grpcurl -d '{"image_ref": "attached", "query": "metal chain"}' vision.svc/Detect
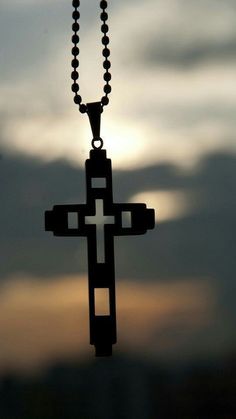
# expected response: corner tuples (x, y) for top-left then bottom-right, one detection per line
(71, 0), (112, 114)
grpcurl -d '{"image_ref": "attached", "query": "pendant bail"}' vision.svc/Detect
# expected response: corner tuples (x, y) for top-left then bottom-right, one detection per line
(87, 102), (102, 140)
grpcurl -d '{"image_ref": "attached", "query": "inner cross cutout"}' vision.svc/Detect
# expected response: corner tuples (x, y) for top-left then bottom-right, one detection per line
(85, 199), (115, 263)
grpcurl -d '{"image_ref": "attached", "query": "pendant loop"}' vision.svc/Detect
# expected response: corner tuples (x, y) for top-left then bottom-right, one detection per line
(91, 137), (104, 149)
(87, 102), (102, 140)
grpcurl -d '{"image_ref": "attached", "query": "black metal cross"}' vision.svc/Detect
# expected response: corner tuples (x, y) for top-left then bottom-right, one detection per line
(45, 105), (155, 357)
(45, 149), (155, 356)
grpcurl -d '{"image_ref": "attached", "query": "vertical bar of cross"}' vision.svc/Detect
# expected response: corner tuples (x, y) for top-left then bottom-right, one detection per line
(86, 149), (116, 356)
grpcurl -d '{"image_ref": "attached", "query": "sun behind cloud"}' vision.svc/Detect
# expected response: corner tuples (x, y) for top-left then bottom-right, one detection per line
(130, 189), (192, 223)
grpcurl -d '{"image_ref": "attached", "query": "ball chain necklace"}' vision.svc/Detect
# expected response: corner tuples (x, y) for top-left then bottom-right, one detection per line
(45, 0), (155, 357)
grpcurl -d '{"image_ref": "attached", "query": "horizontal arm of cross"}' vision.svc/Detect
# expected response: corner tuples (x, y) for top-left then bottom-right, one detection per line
(45, 204), (88, 236)
(112, 203), (155, 236)
(45, 201), (155, 237)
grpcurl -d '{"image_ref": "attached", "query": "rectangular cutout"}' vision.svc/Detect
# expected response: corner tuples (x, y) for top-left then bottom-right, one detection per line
(92, 177), (106, 188)
(121, 211), (132, 228)
(67, 212), (79, 229)
(94, 288), (110, 315)
(96, 228), (105, 263)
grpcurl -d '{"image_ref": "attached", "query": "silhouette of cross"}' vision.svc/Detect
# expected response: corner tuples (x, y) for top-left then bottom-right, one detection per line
(45, 149), (155, 356)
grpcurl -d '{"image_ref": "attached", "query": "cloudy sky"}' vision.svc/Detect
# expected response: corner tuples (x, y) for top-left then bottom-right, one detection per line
(1, 0), (236, 168)
(0, 0), (236, 372)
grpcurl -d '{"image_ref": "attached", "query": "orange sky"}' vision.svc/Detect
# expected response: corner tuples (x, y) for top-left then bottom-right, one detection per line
(0, 274), (215, 373)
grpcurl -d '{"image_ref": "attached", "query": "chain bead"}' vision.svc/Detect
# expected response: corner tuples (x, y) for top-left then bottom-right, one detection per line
(79, 104), (87, 113)
(74, 95), (82, 104)
(72, 34), (79, 44)
(71, 58), (79, 68)
(104, 84), (111, 94)
(102, 35), (109, 46)
(72, 46), (79, 56)
(100, 1), (108, 9)
(71, 70), (79, 80)
(101, 23), (108, 33)
(104, 72), (111, 82)
(101, 96), (109, 105)
(72, 0), (80, 7)
(72, 22), (80, 32)
(72, 83), (79, 93)
(100, 12), (108, 21)
(72, 0), (111, 113)
(72, 10), (80, 20)
(103, 60), (111, 69)
(102, 47), (110, 58)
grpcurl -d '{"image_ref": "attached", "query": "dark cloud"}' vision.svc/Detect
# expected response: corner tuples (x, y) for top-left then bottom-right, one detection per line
(142, 36), (236, 68)
(135, 0), (236, 69)
(0, 149), (235, 286)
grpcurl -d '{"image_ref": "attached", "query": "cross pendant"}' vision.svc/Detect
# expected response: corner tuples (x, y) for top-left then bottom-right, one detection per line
(45, 149), (155, 357)
(45, 149), (155, 356)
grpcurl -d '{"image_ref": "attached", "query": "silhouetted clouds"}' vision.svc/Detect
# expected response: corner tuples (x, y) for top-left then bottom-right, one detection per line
(144, 37), (236, 68)
(139, 1), (236, 68)
(0, 150), (235, 284)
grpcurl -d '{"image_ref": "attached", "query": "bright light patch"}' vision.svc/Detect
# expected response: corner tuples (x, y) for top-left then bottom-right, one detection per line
(130, 190), (191, 223)
(102, 118), (149, 170)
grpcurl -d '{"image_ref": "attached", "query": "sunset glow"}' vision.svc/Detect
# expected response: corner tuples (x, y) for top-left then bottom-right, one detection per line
(0, 275), (215, 372)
